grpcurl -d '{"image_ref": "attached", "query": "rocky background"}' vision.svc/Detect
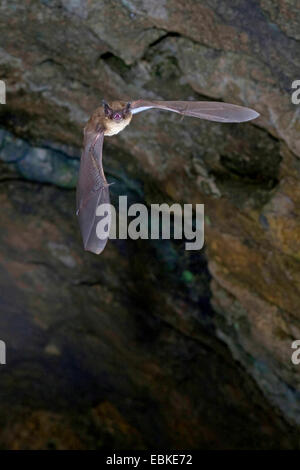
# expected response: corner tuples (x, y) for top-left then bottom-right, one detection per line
(0, 0), (299, 449)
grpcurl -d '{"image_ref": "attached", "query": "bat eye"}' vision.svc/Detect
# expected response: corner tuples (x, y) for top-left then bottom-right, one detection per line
(113, 112), (122, 120)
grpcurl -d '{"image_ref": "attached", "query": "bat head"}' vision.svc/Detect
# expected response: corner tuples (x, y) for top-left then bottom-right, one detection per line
(102, 100), (131, 121)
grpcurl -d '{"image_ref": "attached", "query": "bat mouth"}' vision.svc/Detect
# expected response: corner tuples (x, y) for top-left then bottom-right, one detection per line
(113, 112), (122, 121)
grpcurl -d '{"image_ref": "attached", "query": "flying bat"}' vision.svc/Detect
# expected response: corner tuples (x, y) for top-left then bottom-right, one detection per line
(76, 99), (260, 254)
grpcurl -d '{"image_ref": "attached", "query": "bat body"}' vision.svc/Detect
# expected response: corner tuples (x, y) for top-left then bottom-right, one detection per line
(76, 99), (259, 254)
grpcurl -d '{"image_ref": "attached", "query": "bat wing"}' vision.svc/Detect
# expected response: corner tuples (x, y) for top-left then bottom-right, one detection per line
(76, 129), (111, 254)
(130, 99), (259, 122)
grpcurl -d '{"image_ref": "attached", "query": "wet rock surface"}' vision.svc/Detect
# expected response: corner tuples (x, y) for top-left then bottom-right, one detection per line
(0, 0), (300, 449)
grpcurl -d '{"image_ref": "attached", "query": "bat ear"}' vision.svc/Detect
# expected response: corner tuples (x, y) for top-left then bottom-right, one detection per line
(125, 102), (131, 112)
(102, 100), (113, 118)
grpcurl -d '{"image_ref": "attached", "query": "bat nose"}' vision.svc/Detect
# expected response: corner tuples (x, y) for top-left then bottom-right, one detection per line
(114, 113), (122, 120)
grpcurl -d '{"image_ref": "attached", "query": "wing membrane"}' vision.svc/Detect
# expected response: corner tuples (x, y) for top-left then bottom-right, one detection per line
(76, 130), (111, 254)
(131, 100), (259, 122)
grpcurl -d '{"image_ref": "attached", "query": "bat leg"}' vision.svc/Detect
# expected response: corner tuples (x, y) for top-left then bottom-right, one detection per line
(76, 181), (113, 216)
(179, 104), (188, 122)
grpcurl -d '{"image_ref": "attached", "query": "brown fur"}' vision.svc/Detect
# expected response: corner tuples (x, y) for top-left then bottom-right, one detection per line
(84, 100), (132, 137)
